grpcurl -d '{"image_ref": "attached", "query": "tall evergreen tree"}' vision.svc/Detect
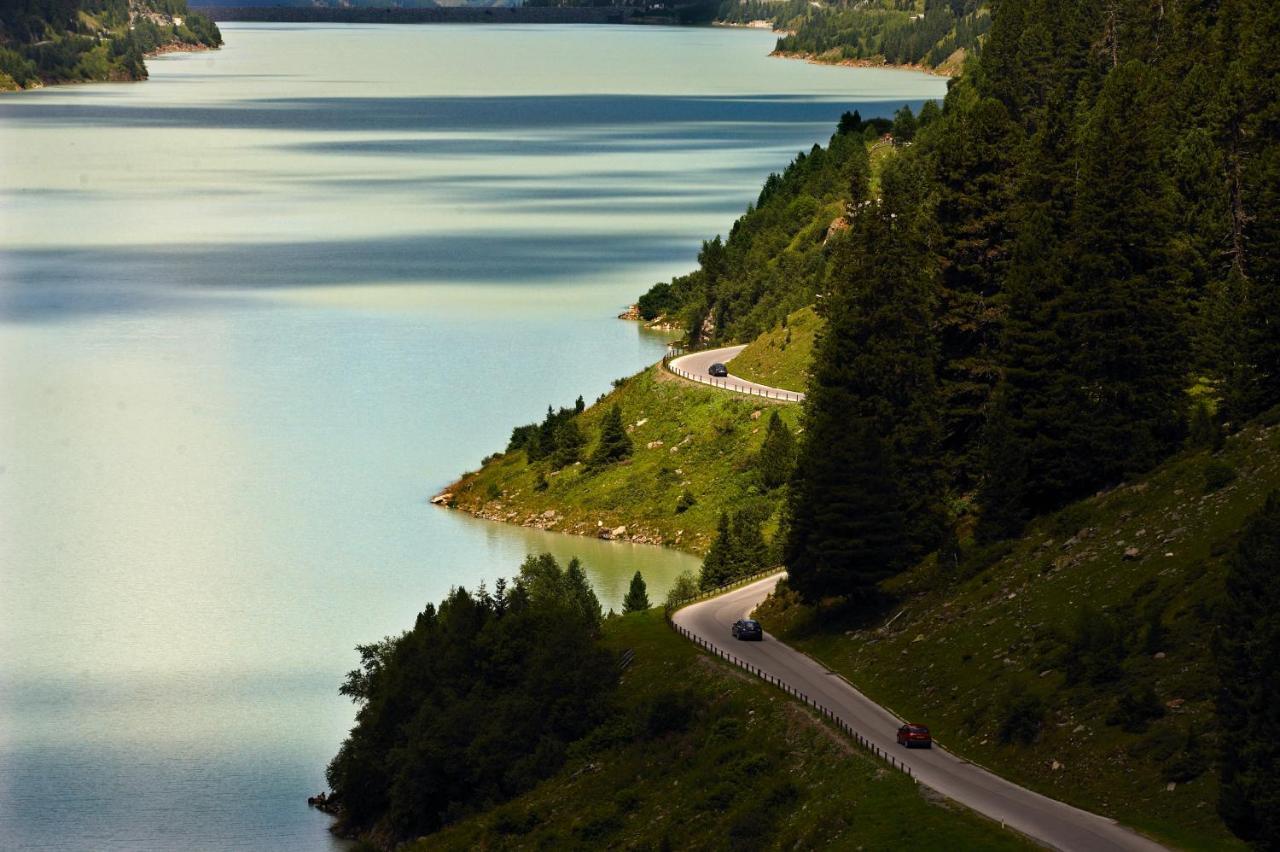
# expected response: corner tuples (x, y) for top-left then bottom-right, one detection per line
(1216, 0), (1280, 423)
(731, 511), (767, 573)
(756, 410), (796, 490)
(588, 404), (632, 470)
(981, 60), (1187, 531)
(924, 82), (1020, 486)
(700, 511), (739, 590)
(784, 416), (906, 603)
(550, 418), (585, 470)
(816, 155), (945, 555)
(1058, 59), (1187, 475)
(622, 570), (650, 613)
(1214, 491), (1280, 846)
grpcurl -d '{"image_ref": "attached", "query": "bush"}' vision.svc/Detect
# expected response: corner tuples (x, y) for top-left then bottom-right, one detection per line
(997, 684), (1046, 745)
(1162, 727), (1208, 783)
(1203, 459), (1237, 493)
(664, 570), (699, 611)
(1062, 606), (1126, 686)
(1106, 685), (1165, 733)
(675, 488), (696, 513)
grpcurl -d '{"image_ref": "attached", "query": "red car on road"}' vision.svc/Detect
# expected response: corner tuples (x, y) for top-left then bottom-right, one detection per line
(896, 723), (932, 749)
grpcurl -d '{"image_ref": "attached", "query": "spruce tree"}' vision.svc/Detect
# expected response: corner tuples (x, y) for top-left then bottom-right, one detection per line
(925, 83), (1019, 488)
(588, 404), (632, 470)
(622, 571), (650, 614)
(813, 155), (945, 558)
(732, 511), (767, 573)
(784, 416), (906, 603)
(756, 410), (796, 490)
(550, 418), (585, 469)
(1214, 490), (1280, 845)
(700, 512), (738, 590)
(982, 61), (1187, 530)
(1059, 59), (1187, 481)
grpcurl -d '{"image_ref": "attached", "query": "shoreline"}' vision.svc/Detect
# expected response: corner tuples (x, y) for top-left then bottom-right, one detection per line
(2, 40), (220, 94)
(769, 49), (955, 78)
(145, 42), (220, 59)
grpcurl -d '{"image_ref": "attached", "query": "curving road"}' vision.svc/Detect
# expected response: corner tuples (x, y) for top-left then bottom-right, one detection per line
(667, 345), (805, 402)
(674, 574), (1167, 852)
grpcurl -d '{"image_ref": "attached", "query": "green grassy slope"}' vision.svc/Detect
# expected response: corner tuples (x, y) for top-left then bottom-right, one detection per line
(417, 609), (1035, 852)
(758, 413), (1280, 849)
(729, 306), (820, 393)
(445, 365), (800, 555)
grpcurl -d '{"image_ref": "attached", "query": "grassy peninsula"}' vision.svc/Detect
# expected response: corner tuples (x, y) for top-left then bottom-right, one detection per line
(443, 364), (799, 555)
(0, 0), (221, 91)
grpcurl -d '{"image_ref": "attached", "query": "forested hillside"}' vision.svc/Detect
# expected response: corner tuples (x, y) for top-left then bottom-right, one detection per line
(719, 0), (989, 72)
(0, 0), (221, 90)
(631, 2), (1280, 842)
(636, 108), (915, 342)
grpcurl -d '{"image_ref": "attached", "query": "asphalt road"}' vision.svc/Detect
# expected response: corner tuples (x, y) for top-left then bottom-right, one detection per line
(673, 574), (1168, 852)
(667, 345), (805, 402)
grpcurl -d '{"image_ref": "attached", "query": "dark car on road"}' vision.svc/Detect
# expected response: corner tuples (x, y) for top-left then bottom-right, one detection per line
(731, 619), (763, 641)
(708, 362), (729, 377)
(896, 723), (932, 748)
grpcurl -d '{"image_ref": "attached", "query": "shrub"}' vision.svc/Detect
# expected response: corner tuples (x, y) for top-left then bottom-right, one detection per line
(1106, 685), (1165, 733)
(997, 684), (1046, 745)
(1203, 459), (1237, 493)
(675, 488), (696, 513)
(664, 570), (699, 611)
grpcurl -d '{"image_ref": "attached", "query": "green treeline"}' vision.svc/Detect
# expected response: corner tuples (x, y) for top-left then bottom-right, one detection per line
(0, 0), (221, 90)
(718, 0), (990, 70)
(327, 554), (617, 841)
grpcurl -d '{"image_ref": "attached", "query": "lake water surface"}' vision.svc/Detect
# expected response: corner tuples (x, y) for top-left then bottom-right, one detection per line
(0, 23), (944, 849)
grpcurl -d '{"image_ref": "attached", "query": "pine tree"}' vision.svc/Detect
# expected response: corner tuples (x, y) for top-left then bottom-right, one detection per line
(1058, 59), (1187, 480)
(622, 571), (650, 613)
(925, 83), (1020, 488)
(813, 155), (945, 557)
(699, 512), (738, 590)
(784, 416), (906, 603)
(1214, 490), (1280, 845)
(588, 404), (632, 470)
(732, 511), (767, 573)
(756, 410), (796, 490)
(550, 418), (585, 469)
(981, 60), (1187, 531)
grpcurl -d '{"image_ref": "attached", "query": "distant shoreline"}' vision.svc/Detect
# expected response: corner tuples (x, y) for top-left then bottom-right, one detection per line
(198, 6), (654, 24)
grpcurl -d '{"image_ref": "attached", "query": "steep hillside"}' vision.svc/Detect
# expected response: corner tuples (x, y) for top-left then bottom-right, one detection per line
(728, 306), (820, 393)
(758, 411), (1280, 849)
(417, 609), (1034, 852)
(635, 114), (896, 344)
(0, 0), (221, 91)
(442, 364), (799, 556)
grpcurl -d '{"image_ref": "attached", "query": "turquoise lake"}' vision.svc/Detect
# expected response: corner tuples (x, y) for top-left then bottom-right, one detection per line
(0, 23), (944, 849)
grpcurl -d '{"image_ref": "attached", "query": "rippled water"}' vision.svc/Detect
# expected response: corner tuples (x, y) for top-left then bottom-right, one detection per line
(0, 23), (944, 850)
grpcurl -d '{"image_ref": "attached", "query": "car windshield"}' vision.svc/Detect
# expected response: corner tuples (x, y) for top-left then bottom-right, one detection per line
(743, 621), (759, 629)
(909, 726), (929, 733)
